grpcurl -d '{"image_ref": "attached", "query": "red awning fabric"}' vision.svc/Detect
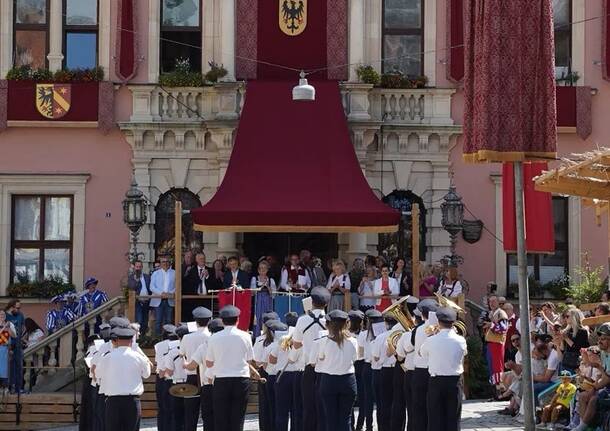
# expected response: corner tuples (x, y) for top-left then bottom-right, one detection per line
(191, 81), (399, 233)
(502, 162), (555, 253)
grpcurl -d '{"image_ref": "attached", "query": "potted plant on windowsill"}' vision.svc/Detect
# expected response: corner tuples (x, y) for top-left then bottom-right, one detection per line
(7, 273), (75, 299)
(5, 65), (104, 83)
(380, 69), (428, 89)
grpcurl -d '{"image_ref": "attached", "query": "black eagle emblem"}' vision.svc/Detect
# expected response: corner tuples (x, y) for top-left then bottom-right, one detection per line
(37, 86), (54, 117)
(282, 0), (305, 34)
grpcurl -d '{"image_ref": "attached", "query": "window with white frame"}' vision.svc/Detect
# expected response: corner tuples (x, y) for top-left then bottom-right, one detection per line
(160, 0), (202, 73)
(13, 0), (49, 68)
(11, 195), (73, 283)
(382, 0), (423, 76)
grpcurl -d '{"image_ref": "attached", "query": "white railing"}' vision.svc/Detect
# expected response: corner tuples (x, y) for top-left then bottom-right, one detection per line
(129, 82), (245, 123)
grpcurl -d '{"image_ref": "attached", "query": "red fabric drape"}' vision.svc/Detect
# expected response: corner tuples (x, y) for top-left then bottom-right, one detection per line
(446, 0), (464, 83)
(217, 290), (252, 331)
(463, 0), (557, 162)
(115, 0), (138, 82)
(502, 162), (555, 253)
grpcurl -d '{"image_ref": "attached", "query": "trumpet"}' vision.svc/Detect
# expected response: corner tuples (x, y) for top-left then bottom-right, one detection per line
(280, 335), (293, 351)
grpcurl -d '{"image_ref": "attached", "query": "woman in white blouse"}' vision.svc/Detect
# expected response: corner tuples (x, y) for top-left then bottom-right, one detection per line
(317, 309), (358, 431)
(326, 261), (351, 312)
(373, 264), (400, 311)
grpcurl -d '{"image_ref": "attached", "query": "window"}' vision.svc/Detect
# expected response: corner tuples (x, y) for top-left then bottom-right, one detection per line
(63, 0), (98, 69)
(13, 0), (49, 68)
(553, 0), (571, 77)
(154, 189), (202, 259)
(11, 195), (73, 283)
(382, 0), (423, 76)
(507, 197), (569, 286)
(160, 0), (202, 73)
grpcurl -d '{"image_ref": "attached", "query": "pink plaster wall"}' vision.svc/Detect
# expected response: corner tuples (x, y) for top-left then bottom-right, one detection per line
(441, 0), (610, 301)
(0, 127), (133, 302)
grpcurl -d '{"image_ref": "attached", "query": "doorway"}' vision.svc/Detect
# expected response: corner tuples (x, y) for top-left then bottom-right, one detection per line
(242, 233), (338, 266)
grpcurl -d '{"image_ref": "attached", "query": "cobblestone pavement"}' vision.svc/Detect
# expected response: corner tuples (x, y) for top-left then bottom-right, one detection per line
(49, 400), (531, 430)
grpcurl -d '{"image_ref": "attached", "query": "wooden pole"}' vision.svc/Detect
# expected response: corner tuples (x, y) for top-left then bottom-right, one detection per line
(127, 289), (135, 322)
(174, 200), (182, 325)
(412, 203), (420, 297)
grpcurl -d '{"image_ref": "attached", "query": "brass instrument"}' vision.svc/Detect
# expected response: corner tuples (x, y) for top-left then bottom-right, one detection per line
(382, 296), (417, 351)
(433, 292), (468, 337)
(169, 383), (199, 398)
(280, 335), (293, 351)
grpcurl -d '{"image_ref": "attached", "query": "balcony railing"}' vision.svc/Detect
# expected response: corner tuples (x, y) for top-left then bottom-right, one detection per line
(127, 81), (456, 127)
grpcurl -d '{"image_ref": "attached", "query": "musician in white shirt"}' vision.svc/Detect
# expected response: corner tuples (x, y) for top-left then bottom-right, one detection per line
(154, 324), (175, 431)
(317, 309), (358, 431)
(179, 307), (212, 431)
(371, 315), (398, 431)
(419, 307), (467, 431)
(97, 326), (151, 431)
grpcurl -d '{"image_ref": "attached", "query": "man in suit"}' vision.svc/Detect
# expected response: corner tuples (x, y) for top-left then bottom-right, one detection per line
(150, 256), (176, 335)
(127, 260), (152, 336)
(183, 252), (213, 320)
(223, 256), (250, 289)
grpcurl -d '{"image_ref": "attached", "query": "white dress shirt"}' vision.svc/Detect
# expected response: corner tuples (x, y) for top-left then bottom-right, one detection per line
(414, 320), (432, 369)
(289, 309), (326, 367)
(91, 341), (112, 389)
(371, 331), (395, 369)
(180, 327), (210, 376)
(326, 273), (351, 294)
(165, 344), (187, 383)
(440, 280), (463, 298)
(196, 266), (209, 294)
(396, 330), (415, 371)
(191, 341), (211, 386)
(264, 342), (277, 375)
(317, 336), (357, 375)
(280, 266), (312, 291)
(150, 268), (176, 307)
(373, 278), (400, 306)
(250, 276), (277, 293)
(154, 339), (170, 374)
(253, 335), (266, 364)
(206, 326), (254, 378)
(420, 328), (467, 376)
(271, 335), (301, 373)
(138, 274), (148, 297)
(97, 346), (151, 396)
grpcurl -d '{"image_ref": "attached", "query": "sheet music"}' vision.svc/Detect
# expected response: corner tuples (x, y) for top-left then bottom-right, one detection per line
(372, 322), (388, 337)
(187, 321), (198, 333)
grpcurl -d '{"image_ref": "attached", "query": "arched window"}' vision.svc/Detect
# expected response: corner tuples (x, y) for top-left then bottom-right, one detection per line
(378, 189), (426, 263)
(154, 188), (203, 259)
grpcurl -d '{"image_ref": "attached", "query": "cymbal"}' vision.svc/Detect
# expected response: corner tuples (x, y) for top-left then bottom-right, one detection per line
(169, 383), (199, 398)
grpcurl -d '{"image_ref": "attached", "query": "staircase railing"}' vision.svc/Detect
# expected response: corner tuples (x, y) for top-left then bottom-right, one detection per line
(23, 296), (127, 384)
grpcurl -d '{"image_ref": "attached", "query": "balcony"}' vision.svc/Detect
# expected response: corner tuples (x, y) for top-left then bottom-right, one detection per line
(125, 82), (457, 128)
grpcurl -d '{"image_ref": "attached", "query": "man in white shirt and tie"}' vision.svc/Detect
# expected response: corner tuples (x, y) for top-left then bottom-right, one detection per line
(180, 306), (212, 431)
(98, 326), (151, 431)
(205, 305), (256, 431)
(420, 307), (467, 431)
(150, 256), (176, 335)
(184, 252), (212, 320)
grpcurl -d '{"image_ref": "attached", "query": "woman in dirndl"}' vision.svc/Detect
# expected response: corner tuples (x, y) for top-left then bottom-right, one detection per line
(0, 310), (16, 390)
(251, 260), (277, 337)
(485, 308), (509, 388)
(327, 260), (351, 312)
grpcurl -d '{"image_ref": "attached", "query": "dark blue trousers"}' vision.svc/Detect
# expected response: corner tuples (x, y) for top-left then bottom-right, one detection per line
(319, 373), (357, 431)
(390, 363), (405, 431)
(315, 371), (326, 431)
(361, 362), (375, 431)
(403, 370), (414, 431)
(265, 374), (277, 431)
(275, 370), (303, 431)
(184, 375), (202, 431)
(302, 365), (318, 431)
(200, 384), (214, 431)
(411, 368), (430, 431)
(259, 369), (271, 431)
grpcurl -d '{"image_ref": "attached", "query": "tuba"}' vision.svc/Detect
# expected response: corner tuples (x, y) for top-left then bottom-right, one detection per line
(433, 292), (468, 337)
(382, 296), (417, 351)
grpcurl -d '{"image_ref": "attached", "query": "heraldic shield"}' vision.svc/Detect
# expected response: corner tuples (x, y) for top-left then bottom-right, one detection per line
(279, 0), (307, 36)
(36, 84), (71, 119)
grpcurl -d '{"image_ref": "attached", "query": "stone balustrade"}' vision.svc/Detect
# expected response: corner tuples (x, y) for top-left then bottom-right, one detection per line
(128, 82), (455, 127)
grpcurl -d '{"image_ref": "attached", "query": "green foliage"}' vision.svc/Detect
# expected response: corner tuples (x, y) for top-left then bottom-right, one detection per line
(556, 71), (580, 86)
(528, 275), (543, 298)
(565, 264), (606, 305)
(5, 65), (104, 82)
(159, 58), (204, 87)
(356, 65), (381, 86)
(204, 61), (228, 83)
(8, 274), (75, 298)
(465, 336), (492, 399)
(380, 69), (428, 89)
(543, 274), (570, 299)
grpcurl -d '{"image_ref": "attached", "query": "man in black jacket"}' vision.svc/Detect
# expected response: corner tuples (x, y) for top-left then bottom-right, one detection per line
(223, 256), (251, 289)
(183, 252), (213, 320)
(127, 260), (152, 336)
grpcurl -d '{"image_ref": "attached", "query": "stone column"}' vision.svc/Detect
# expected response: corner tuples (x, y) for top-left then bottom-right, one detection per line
(220, 0), (235, 80)
(217, 232), (238, 257)
(0, 0), (13, 77)
(346, 233), (369, 262)
(348, 0), (365, 82)
(490, 173), (506, 295)
(429, 161), (451, 263)
(47, 0), (64, 71)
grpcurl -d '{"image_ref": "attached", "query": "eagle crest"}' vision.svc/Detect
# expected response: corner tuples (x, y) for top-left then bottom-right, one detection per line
(279, 0), (307, 36)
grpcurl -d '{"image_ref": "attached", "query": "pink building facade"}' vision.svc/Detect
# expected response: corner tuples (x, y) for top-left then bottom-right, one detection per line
(0, 0), (607, 323)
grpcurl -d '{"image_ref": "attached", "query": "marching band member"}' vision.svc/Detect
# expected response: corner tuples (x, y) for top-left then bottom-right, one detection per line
(154, 324), (176, 431)
(419, 307), (467, 431)
(45, 294), (76, 334)
(165, 325), (190, 431)
(271, 312), (302, 431)
(254, 312), (280, 431)
(264, 319), (288, 431)
(410, 298), (439, 431)
(357, 308), (383, 431)
(97, 325), (151, 431)
(372, 315), (398, 431)
(77, 277), (109, 333)
(79, 334), (100, 431)
(180, 307), (212, 431)
(317, 309), (358, 431)
(326, 260), (351, 312)
(205, 305), (256, 431)
(373, 265), (399, 311)
(251, 260), (278, 337)
(280, 254), (311, 292)
(289, 286), (330, 431)
(348, 310), (365, 431)
(184, 318), (224, 431)
(395, 308), (422, 431)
